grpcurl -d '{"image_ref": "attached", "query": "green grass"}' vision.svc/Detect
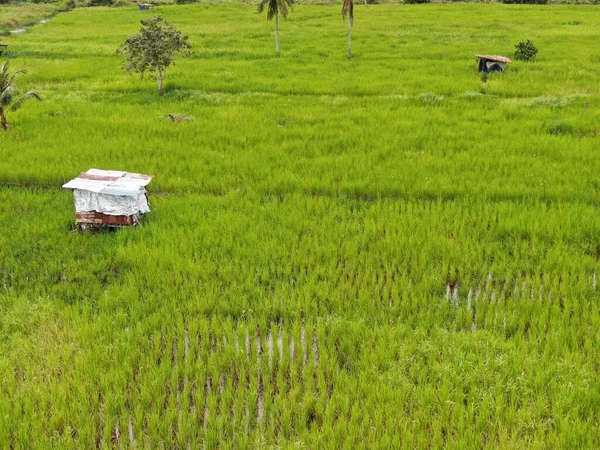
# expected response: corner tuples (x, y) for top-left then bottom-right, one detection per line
(0, 3), (61, 35)
(1, 4), (600, 448)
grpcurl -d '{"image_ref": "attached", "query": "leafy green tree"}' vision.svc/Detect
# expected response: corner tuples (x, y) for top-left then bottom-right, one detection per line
(342, 0), (354, 59)
(117, 16), (191, 94)
(0, 62), (41, 131)
(258, 0), (293, 55)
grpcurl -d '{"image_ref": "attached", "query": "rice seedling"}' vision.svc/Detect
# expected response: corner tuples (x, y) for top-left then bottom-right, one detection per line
(1, 3), (599, 448)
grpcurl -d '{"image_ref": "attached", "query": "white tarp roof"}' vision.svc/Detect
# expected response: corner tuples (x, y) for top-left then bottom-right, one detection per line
(62, 169), (153, 197)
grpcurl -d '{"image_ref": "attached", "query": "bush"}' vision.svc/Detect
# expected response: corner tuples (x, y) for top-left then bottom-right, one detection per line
(514, 39), (538, 62)
(502, 0), (548, 4)
(404, 0), (430, 3)
(176, 0), (197, 4)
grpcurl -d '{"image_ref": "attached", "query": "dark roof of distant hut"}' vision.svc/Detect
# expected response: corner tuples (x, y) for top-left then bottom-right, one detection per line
(474, 54), (512, 64)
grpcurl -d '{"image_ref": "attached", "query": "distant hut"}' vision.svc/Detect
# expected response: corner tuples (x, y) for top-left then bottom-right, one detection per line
(475, 54), (511, 73)
(63, 169), (153, 229)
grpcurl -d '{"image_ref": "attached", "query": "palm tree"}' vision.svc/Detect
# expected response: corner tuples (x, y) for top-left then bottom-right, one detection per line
(0, 62), (41, 130)
(258, 0), (293, 55)
(342, 0), (354, 59)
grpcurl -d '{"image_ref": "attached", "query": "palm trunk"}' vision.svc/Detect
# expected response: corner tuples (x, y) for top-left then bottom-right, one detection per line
(0, 106), (8, 131)
(348, 15), (353, 59)
(275, 11), (280, 55)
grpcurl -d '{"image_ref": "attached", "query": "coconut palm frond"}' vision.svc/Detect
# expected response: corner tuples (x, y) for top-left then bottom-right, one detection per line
(258, 0), (292, 20)
(284, 0), (294, 18)
(0, 86), (13, 107)
(2, 61), (27, 83)
(342, 0), (354, 20)
(278, 0), (288, 19)
(0, 62), (39, 129)
(10, 91), (42, 112)
(0, 61), (9, 77)
(268, 0), (279, 21)
(0, 63), (25, 87)
(266, 5), (275, 20)
(258, 0), (277, 19)
(9, 69), (27, 83)
(278, 0), (294, 19)
(0, 62), (11, 91)
(257, 0), (267, 14)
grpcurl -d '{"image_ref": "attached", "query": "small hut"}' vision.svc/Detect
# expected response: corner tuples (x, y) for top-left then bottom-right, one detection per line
(475, 54), (511, 73)
(63, 169), (153, 229)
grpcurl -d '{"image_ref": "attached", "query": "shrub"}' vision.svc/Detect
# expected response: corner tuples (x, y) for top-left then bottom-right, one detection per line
(514, 40), (538, 62)
(88, 0), (114, 5)
(502, 0), (548, 3)
(404, 0), (430, 3)
(176, 0), (198, 4)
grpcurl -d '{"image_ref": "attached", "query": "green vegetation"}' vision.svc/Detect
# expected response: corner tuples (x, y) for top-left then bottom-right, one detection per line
(0, 2), (60, 35)
(1, 3), (600, 448)
(0, 61), (41, 129)
(514, 39), (539, 61)
(117, 15), (191, 93)
(258, 0), (294, 55)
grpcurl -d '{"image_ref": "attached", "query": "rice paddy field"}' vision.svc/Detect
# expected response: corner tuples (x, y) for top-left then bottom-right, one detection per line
(1, 3), (600, 448)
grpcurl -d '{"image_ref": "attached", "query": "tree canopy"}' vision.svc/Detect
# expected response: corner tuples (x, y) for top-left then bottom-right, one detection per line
(117, 16), (191, 94)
